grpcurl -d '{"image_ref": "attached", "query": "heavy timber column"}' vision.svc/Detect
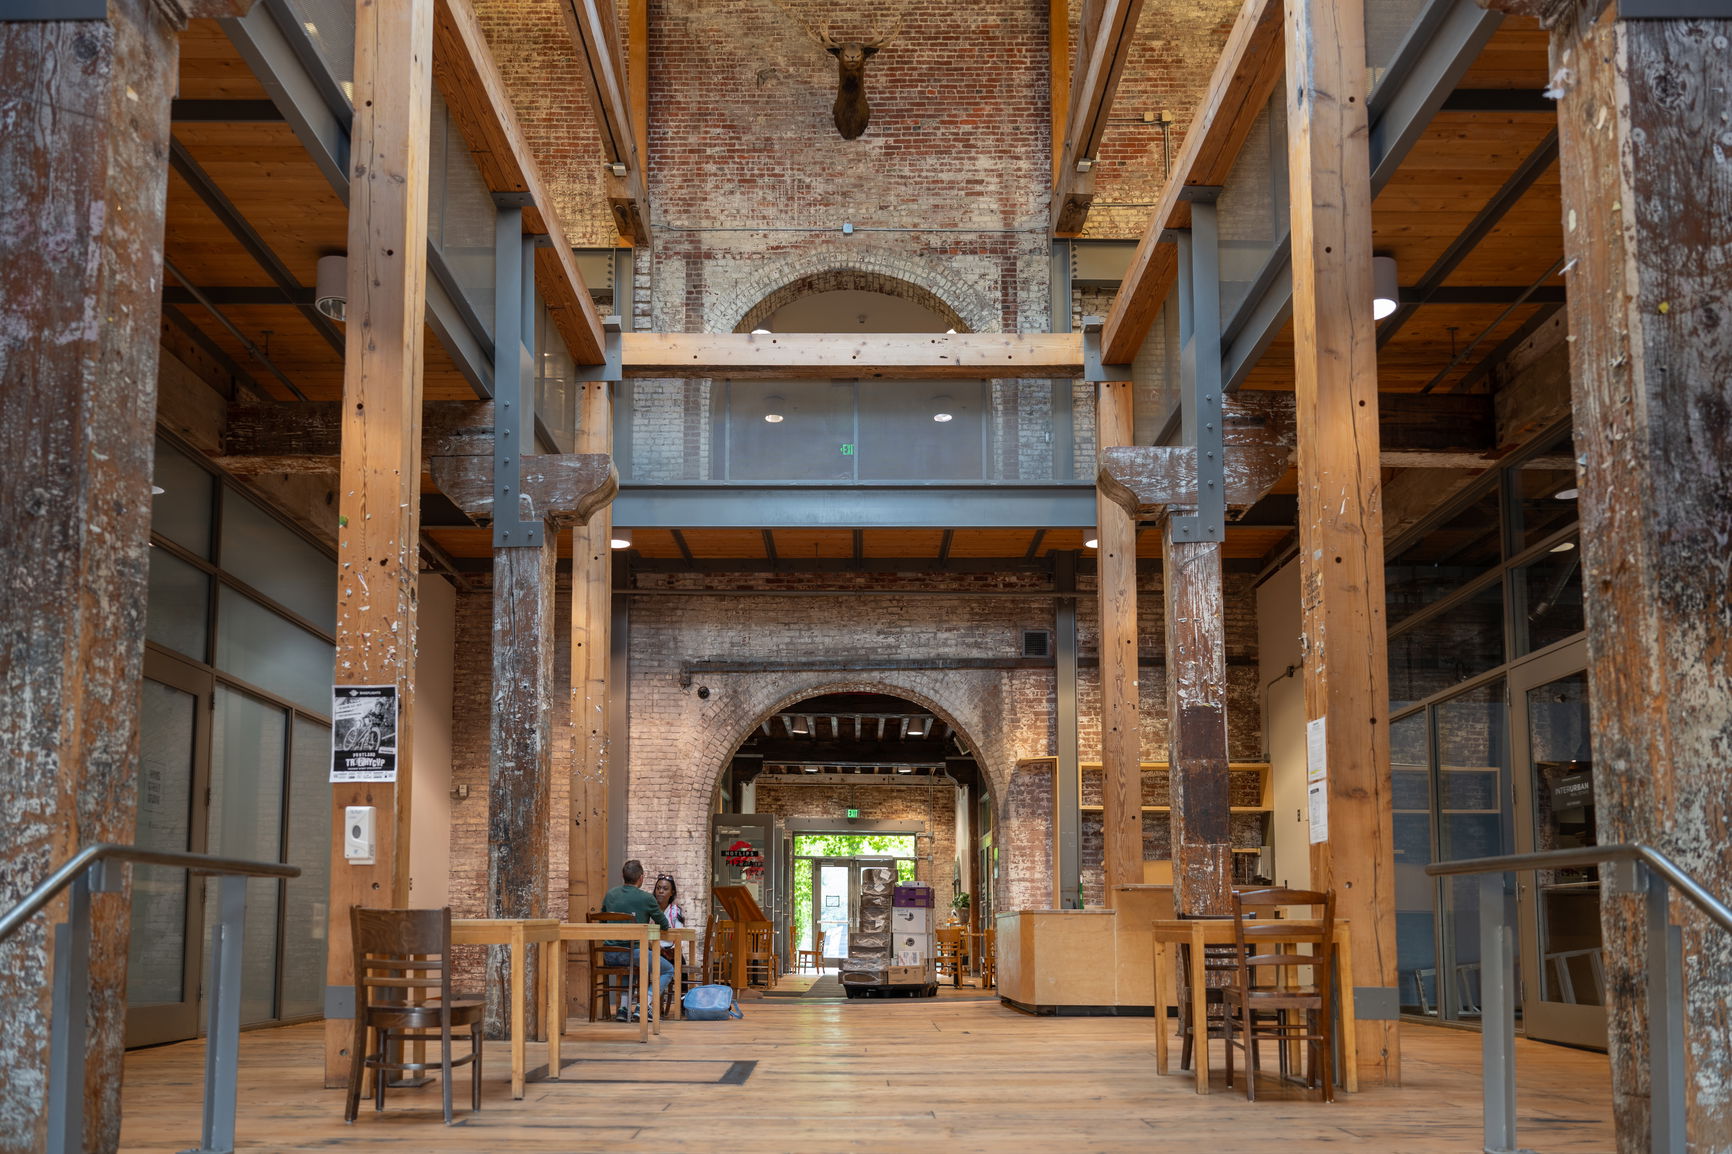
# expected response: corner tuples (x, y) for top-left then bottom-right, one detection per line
(1095, 380), (1142, 902)
(1163, 521), (1231, 916)
(568, 379), (613, 999)
(323, 0), (435, 1087)
(1531, 4), (1731, 1146)
(0, 4), (229, 1148)
(1284, 0), (1399, 1083)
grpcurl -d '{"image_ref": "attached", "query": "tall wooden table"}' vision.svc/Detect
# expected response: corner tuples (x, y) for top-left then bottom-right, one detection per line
(450, 918), (562, 1099)
(557, 922), (659, 1041)
(664, 926), (698, 1019)
(1150, 917), (1359, 1094)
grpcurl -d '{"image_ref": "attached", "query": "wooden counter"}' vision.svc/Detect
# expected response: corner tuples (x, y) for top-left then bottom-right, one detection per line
(996, 886), (1177, 1014)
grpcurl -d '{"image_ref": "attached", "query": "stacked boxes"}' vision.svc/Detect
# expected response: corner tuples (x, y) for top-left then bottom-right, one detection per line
(841, 867), (897, 986)
(888, 885), (935, 983)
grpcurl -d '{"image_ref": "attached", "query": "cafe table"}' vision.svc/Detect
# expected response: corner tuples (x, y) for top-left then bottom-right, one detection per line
(1149, 917), (1358, 1094)
(557, 921), (661, 1041)
(450, 917), (562, 1099)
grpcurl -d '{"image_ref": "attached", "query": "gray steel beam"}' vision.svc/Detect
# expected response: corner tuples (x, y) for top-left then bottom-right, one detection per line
(611, 484), (1097, 529)
(1171, 198), (1224, 541)
(1368, 0), (1505, 193)
(163, 286), (314, 307)
(171, 99), (285, 122)
(1054, 551), (1082, 906)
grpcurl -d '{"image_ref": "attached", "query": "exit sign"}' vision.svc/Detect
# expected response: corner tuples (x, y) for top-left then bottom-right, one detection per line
(846, 808), (859, 819)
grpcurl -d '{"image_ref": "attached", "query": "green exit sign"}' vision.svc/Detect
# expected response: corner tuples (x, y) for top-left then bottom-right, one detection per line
(839, 443), (855, 456)
(846, 807), (860, 819)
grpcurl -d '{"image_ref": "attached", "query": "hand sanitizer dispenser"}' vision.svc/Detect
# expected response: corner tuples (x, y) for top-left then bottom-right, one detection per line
(344, 805), (376, 865)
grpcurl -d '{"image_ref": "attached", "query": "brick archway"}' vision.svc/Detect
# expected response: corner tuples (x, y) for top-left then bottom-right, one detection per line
(735, 270), (969, 334)
(715, 253), (999, 335)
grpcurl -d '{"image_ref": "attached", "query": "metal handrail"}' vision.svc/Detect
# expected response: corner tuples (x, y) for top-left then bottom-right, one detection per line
(0, 843), (300, 1154)
(1423, 842), (1732, 935)
(1424, 841), (1728, 1154)
(0, 842), (299, 944)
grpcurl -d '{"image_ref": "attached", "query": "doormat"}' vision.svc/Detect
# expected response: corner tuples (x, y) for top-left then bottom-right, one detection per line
(529, 1058), (756, 1085)
(762, 975), (844, 998)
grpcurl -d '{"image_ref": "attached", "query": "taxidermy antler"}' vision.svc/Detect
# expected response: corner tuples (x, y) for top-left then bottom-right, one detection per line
(774, 1), (904, 140)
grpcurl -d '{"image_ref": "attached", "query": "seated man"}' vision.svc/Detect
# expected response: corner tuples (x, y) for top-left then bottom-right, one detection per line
(601, 858), (673, 1018)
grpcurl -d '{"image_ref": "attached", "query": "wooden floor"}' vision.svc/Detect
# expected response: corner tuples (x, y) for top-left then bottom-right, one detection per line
(119, 1000), (1615, 1153)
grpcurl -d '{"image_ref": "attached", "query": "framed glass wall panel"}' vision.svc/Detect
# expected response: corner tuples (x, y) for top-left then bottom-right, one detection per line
(1391, 712), (1435, 1015)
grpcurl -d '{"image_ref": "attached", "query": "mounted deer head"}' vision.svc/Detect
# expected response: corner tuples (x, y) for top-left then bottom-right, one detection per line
(776, 3), (902, 140)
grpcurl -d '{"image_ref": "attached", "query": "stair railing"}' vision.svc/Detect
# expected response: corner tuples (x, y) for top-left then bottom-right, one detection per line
(0, 843), (301, 1154)
(1425, 843), (1732, 1154)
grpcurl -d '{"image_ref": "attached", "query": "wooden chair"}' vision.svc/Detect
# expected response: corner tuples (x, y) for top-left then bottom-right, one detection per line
(1221, 887), (1337, 1102)
(344, 906), (482, 1125)
(1172, 915), (1241, 1074)
(585, 911), (637, 1022)
(796, 929), (827, 972)
(935, 927), (965, 984)
(974, 928), (996, 989)
(703, 911), (736, 984)
(742, 920), (778, 988)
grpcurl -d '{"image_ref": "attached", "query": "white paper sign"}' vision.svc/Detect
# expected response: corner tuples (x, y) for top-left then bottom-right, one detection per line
(1306, 716), (1328, 844)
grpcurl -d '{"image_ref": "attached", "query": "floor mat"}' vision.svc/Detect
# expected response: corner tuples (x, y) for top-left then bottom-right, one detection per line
(761, 974), (844, 998)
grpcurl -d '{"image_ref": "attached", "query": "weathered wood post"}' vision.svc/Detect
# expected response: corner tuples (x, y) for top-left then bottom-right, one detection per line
(0, 3), (247, 1148)
(323, 0), (436, 1088)
(1479, 0), (1731, 1145)
(1095, 379), (1143, 903)
(1284, 0), (1400, 1084)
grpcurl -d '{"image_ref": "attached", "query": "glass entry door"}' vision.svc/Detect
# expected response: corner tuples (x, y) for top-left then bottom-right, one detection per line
(127, 650), (212, 1047)
(1511, 642), (1606, 1049)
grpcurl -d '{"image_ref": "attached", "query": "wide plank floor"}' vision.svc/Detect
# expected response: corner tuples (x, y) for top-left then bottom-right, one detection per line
(119, 1000), (1615, 1153)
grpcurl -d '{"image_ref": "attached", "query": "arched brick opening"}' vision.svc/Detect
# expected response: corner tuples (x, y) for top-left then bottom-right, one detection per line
(734, 269), (971, 334)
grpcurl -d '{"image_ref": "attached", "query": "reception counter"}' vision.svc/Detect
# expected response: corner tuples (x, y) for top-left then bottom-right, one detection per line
(996, 886), (1176, 1014)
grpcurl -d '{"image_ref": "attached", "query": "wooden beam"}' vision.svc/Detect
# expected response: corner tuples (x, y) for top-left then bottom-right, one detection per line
(558, 0), (650, 245)
(0, 2), (215, 1145)
(222, 401), (493, 460)
(1531, 3), (1732, 1143)
(1101, 0), (1284, 362)
(567, 380), (613, 1007)
(324, 0), (436, 1089)
(628, 0), (649, 201)
(1051, 0), (1146, 236)
(620, 332), (1085, 379)
(1095, 382), (1143, 903)
(1050, 0), (1071, 189)
(1163, 521), (1231, 916)
(485, 532), (557, 1038)
(1284, 0), (1398, 1085)
(1097, 444), (1291, 517)
(427, 452), (617, 528)
(432, 0), (607, 362)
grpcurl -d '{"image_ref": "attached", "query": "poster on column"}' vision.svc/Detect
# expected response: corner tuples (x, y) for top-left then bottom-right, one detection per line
(1306, 716), (1328, 844)
(331, 685), (399, 782)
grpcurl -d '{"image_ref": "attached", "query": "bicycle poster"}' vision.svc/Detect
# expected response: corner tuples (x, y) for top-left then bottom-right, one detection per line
(331, 685), (398, 782)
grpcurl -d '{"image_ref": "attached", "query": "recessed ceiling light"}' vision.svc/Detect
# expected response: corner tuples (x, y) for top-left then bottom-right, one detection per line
(751, 328), (771, 335)
(932, 395), (954, 423)
(150, 484), (165, 496)
(897, 767), (913, 774)
(1550, 540), (1576, 553)
(1554, 487), (1579, 500)
(610, 528), (633, 549)
(1084, 534), (1099, 549)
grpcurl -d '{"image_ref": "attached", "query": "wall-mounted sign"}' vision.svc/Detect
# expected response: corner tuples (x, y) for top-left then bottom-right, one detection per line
(1306, 716), (1328, 845)
(331, 685), (398, 782)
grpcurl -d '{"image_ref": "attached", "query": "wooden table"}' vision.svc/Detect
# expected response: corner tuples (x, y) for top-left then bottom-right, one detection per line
(1150, 917), (1358, 1094)
(664, 927), (698, 1019)
(450, 918), (562, 1099)
(556, 922), (660, 1041)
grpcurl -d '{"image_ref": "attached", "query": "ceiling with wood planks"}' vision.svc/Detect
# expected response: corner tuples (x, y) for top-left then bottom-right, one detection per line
(168, 16), (1560, 577)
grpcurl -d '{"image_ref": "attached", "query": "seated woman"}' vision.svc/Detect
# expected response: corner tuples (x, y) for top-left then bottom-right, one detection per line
(654, 874), (684, 933)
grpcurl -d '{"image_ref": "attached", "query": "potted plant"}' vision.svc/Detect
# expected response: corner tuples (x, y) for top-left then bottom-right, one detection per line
(950, 891), (971, 925)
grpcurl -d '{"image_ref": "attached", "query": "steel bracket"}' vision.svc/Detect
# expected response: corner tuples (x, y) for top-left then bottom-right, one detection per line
(1081, 317), (1132, 382)
(575, 316), (624, 382)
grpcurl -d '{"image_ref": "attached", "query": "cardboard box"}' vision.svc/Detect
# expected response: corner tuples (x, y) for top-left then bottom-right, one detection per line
(885, 965), (927, 985)
(892, 884), (935, 908)
(889, 907), (931, 933)
(895, 933), (932, 958)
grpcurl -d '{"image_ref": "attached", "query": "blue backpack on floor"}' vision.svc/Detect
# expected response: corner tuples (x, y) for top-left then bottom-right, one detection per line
(682, 984), (742, 1020)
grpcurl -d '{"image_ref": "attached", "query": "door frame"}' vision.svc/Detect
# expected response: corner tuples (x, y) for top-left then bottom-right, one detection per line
(127, 647), (214, 1048)
(1508, 638), (1606, 1050)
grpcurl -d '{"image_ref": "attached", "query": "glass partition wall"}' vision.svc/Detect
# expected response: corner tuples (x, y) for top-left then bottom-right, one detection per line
(1387, 424), (1597, 1047)
(130, 436), (336, 1046)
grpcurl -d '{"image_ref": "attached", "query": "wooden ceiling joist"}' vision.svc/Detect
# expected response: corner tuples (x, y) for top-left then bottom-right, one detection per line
(1051, 0), (1146, 237)
(559, 0), (650, 245)
(618, 332), (1086, 379)
(433, 0), (608, 363)
(1099, 0), (1284, 362)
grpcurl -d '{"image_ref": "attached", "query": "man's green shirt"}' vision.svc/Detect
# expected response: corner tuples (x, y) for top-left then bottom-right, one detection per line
(600, 884), (669, 948)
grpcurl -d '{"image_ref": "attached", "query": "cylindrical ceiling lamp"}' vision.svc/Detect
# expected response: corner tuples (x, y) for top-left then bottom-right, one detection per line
(610, 527), (633, 549)
(1372, 255), (1399, 320)
(315, 254), (348, 321)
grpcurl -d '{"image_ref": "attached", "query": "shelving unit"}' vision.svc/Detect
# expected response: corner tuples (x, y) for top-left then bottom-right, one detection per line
(1018, 758), (1275, 889)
